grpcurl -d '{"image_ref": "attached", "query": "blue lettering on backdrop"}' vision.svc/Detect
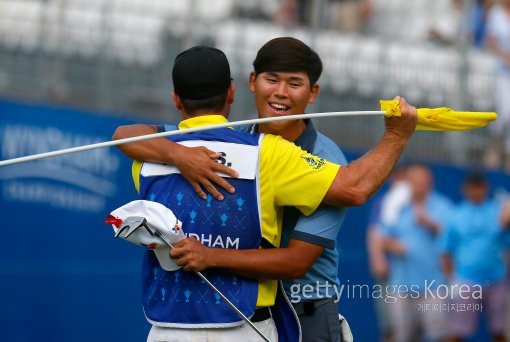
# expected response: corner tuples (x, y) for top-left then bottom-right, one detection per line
(0, 100), (149, 341)
(1, 124), (119, 210)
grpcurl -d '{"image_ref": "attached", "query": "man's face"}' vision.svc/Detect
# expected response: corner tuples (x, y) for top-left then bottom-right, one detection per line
(249, 71), (319, 134)
(407, 166), (432, 200)
(463, 182), (488, 204)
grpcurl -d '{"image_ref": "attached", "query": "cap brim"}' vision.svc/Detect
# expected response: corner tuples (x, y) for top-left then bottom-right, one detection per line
(109, 200), (184, 272)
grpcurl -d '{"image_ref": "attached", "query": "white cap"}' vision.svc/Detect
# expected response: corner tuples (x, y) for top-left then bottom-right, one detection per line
(108, 200), (185, 271)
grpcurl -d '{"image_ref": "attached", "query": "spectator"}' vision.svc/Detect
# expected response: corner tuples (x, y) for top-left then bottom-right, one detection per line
(441, 172), (510, 341)
(367, 197), (391, 342)
(381, 164), (452, 342)
(234, 0), (280, 21)
(507, 230), (510, 341)
(367, 166), (409, 342)
(273, 0), (373, 30)
(485, 0), (510, 171)
(329, 0), (373, 32)
(273, 0), (307, 26)
(507, 245), (510, 341)
(470, 0), (494, 48)
(428, 0), (464, 46)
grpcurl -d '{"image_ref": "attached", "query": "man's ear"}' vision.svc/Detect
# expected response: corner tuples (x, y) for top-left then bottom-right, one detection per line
(171, 91), (183, 110)
(248, 72), (257, 93)
(308, 83), (320, 104)
(227, 83), (235, 104)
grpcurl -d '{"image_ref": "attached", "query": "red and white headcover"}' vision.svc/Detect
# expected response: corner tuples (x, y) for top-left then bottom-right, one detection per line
(107, 200), (185, 271)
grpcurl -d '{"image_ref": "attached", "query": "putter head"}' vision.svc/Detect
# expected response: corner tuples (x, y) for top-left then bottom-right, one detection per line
(115, 216), (148, 238)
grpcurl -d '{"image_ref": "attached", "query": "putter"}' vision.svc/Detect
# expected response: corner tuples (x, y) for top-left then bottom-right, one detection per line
(115, 216), (271, 342)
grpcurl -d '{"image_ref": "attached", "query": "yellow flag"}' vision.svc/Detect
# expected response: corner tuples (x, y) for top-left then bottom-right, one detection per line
(380, 100), (498, 131)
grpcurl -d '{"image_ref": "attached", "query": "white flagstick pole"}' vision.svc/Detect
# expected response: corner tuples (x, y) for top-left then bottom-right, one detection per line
(0, 111), (385, 167)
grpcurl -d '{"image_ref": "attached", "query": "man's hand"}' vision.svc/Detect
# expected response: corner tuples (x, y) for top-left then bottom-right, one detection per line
(384, 96), (418, 141)
(170, 237), (324, 279)
(415, 205), (440, 234)
(170, 237), (211, 272)
(367, 226), (389, 280)
(113, 124), (239, 201)
(173, 145), (239, 201)
(383, 238), (407, 256)
(323, 95), (417, 207)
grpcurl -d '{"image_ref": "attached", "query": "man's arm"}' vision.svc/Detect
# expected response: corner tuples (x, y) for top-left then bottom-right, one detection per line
(171, 97), (416, 277)
(112, 124), (238, 200)
(415, 205), (441, 235)
(501, 200), (510, 229)
(381, 237), (407, 256)
(367, 225), (389, 279)
(171, 237), (323, 279)
(116, 97), (415, 206)
(323, 97), (417, 207)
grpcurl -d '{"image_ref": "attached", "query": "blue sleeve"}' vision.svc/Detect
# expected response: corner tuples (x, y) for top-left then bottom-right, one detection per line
(235, 124), (253, 133)
(314, 133), (348, 166)
(429, 194), (453, 233)
(159, 123), (178, 132)
(438, 198), (454, 229)
(440, 212), (458, 254)
(441, 225), (456, 254)
(291, 204), (345, 248)
(289, 132), (347, 248)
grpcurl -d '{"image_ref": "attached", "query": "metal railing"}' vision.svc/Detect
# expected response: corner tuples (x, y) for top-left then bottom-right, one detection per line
(0, 0), (499, 167)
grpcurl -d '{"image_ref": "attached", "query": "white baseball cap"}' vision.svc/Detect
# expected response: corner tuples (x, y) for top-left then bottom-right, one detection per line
(107, 200), (185, 271)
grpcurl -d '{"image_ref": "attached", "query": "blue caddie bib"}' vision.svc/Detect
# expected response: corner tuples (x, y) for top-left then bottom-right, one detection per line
(138, 128), (263, 328)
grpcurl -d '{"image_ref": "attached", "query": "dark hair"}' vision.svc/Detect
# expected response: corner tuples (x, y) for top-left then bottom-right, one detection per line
(405, 161), (430, 171)
(464, 171), (487, 185)
(253, 37), (323, 87)
(180, 92), (228, 115)
(405, 162), (433, 180)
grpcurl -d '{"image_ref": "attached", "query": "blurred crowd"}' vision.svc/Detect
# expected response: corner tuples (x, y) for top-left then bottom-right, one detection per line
(367, 164), (510, 342)
(234, 0), (510, 172)
(235, 0), (491, 42)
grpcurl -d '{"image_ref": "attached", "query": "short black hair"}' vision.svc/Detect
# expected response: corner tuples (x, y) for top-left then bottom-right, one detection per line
(464, 171), (487, 185)
(180, 92), (228, 115)
(253, 37), (323, 86)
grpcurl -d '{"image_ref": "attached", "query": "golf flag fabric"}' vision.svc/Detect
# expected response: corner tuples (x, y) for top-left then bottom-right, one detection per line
(380, 99), (498, 131)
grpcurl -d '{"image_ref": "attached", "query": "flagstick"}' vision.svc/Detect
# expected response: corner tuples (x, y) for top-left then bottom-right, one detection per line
(0, 111), (385, 167)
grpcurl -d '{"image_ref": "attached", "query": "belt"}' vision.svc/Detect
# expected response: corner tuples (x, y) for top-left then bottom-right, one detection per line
(251, 307), (271, 322)
(292, 297), (335, 315)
